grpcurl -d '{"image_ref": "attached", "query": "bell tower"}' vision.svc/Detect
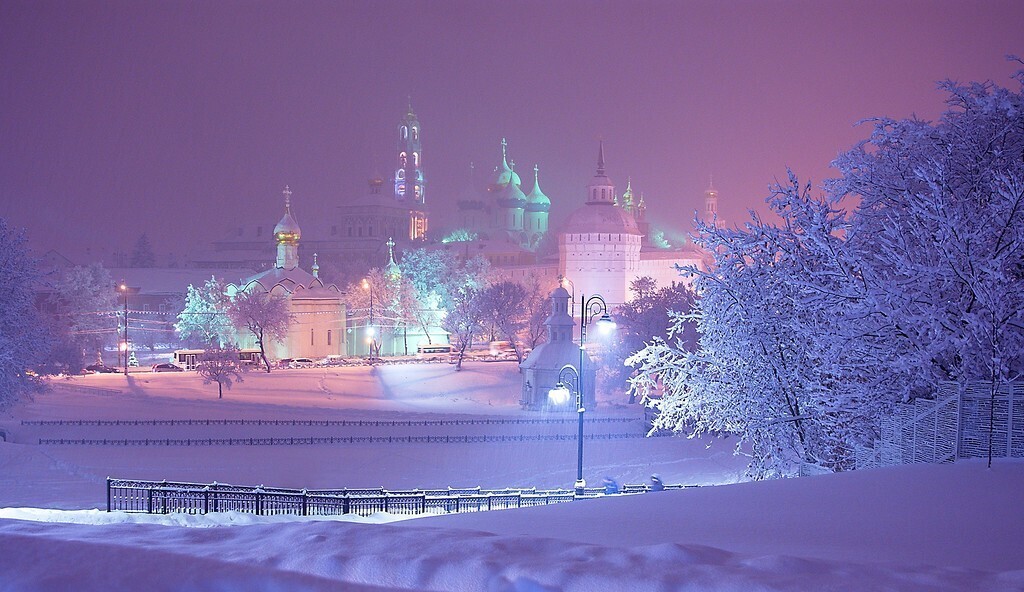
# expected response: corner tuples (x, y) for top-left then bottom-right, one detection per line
(394, 99), (425, 205)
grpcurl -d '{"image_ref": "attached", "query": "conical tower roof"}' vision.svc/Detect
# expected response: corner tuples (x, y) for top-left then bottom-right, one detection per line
(526, 164), (550, 206)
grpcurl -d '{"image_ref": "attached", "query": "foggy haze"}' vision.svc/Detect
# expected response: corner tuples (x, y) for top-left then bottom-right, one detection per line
(1, 0), (1021, 262)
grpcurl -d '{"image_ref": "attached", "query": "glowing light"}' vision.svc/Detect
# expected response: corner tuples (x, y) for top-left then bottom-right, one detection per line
(548, 383), (571, 406)
(597, 314), (616, 335)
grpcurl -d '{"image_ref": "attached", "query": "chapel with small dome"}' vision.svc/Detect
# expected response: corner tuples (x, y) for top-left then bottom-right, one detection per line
(225, 186), (346, 360)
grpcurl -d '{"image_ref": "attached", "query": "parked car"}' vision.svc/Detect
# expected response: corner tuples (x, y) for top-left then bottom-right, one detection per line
(151, 363), (184, 372)
(277, 358), (294, 368)
(85, 363), (119, 374)
(290, 357), (315, 368)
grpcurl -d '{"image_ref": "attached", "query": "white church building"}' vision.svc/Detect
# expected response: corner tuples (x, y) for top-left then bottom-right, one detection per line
(225, 187), (346, 361)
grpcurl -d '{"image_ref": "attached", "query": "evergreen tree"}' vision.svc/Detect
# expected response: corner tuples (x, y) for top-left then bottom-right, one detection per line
(130, 233), (156, 268)
(175, 277), (232, 347)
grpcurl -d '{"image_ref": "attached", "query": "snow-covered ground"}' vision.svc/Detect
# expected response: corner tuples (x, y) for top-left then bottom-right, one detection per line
(1, 363), (1021, 591)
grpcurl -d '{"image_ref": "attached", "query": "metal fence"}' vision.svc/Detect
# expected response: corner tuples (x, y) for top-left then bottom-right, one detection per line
(43, 433), (645, 446)
(24, 417), (641, 428)
(856, 380), (1023, 468)
(107, 478), (694, 517)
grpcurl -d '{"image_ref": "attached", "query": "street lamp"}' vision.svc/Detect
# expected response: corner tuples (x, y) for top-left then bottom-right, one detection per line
(362, 278), (377, 359)
(548, 292), (615, 495)
(549, 363), (583, 492)
(119, 282), (130, 376)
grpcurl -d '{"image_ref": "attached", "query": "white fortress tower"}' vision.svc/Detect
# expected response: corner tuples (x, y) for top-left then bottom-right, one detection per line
(558, 142), (643, 308)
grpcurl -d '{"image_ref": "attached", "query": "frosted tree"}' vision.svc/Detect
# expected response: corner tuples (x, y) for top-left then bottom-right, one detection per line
(610, 278), (698, 396)
(197, 347), (244, 399)
(175, 277), (233, 347)
(46, 263), (117, 367)
(0, 218), (51, 408)
(227, 290), (291, 373)
(521, 277), (550, 350)
(442, 285), (485, 371)
(477, 280), (528, 362)
(629, 65), (1024, 476)
(831, 69), (1024, 465)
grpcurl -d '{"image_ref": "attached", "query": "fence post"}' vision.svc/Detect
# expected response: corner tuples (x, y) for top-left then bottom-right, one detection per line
(256, 490), (263, 516)
(203, 488), (209, 514)
(147, 488), (153, 514)
(342, 495), (350, 515)
(106, 477), (111, 512)
(301, 490), (308, 516)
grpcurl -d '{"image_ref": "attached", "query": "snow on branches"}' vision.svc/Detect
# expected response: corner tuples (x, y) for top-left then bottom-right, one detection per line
(629, 68), (1024, 478)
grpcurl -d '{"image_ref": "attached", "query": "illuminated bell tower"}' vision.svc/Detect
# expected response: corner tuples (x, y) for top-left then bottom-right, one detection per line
(274, 185), (301, 270)
(704, 176), (719, 222)
(395, 101), (425, 205)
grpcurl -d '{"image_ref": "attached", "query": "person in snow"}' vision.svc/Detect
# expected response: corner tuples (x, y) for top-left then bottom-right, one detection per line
(602, 476), (619, 495)
(649, 474), (664, 491)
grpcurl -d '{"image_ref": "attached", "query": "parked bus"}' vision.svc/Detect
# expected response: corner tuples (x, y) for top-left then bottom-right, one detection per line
(416, 343), (454, 358)
(173, 348), (264, 370)
(172, 349), (205, 370)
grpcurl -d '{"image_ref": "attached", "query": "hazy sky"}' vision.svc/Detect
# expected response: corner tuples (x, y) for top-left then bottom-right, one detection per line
(1, 0), (1021, 261)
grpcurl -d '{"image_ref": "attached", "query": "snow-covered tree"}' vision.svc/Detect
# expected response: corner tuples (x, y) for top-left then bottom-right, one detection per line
(0, 218), (51, 408)
(521, 277), (550, 350)
(442, 285), (484, 371)
(630, 66), (1024, 477)
(227, 290), (291, 373)
(197, 347), (244, 399)
(175, 277), (233, 347)
(47, 263), (117, 366)
(609, 278), (698, 396)
(477, 280), (528, 362)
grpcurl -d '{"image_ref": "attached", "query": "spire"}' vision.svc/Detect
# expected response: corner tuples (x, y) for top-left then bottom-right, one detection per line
(273, 185), (301, 270)
(407, 95), (413, 116)
(597, 140), (606, 175)
(385, 237), (401, 279)
(501, 137), (509, 168)
(312, 252), (319, 278)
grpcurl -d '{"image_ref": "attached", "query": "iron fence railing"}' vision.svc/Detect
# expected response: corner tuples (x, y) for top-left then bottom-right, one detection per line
(25, 417), (639, 427)
(107, 478), (695, 517)
(44, 433), (645, 446)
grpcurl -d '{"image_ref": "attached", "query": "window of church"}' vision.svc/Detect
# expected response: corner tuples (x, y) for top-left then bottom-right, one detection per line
(413, 152), (419, 166)
(327, 330), (332, 346)
(412, 127), (418, 141)
(401, 126), (407, 139)
(397, 170), (405, 180)
(311, 329), (314, 346)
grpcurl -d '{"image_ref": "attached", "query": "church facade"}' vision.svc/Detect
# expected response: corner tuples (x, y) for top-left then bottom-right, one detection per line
(225, 187), (346, 361)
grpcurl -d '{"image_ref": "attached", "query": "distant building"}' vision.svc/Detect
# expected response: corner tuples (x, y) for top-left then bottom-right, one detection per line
(558, 143), (705, 310)
(519, 285), (595, 410)
(453, 138), (551, 252)
(225, 187), (346, 361)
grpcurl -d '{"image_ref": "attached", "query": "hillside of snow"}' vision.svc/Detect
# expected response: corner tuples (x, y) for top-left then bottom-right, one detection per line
(0, 363), (1021, 591)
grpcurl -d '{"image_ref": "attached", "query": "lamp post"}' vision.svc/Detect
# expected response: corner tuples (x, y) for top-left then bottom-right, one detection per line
(548, 292), (615, 495)
(118, 280), (129, 372)
(362, 278), (377, 359)
(549, 363), (582, 492)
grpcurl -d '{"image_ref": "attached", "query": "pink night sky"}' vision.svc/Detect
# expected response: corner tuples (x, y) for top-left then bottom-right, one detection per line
(1, 0), (1022, 260)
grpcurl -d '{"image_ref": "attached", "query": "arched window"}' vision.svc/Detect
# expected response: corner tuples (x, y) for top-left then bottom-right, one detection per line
(401, 126), (408, 139)
(412, 127), (418, 141)
(397, 169), (405, 180)
(399, 152), (407, 167)
(413, 152), (419, 166)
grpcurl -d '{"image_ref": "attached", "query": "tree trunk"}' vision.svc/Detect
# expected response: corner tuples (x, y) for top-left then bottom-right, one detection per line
(218, 381), (223, 399)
